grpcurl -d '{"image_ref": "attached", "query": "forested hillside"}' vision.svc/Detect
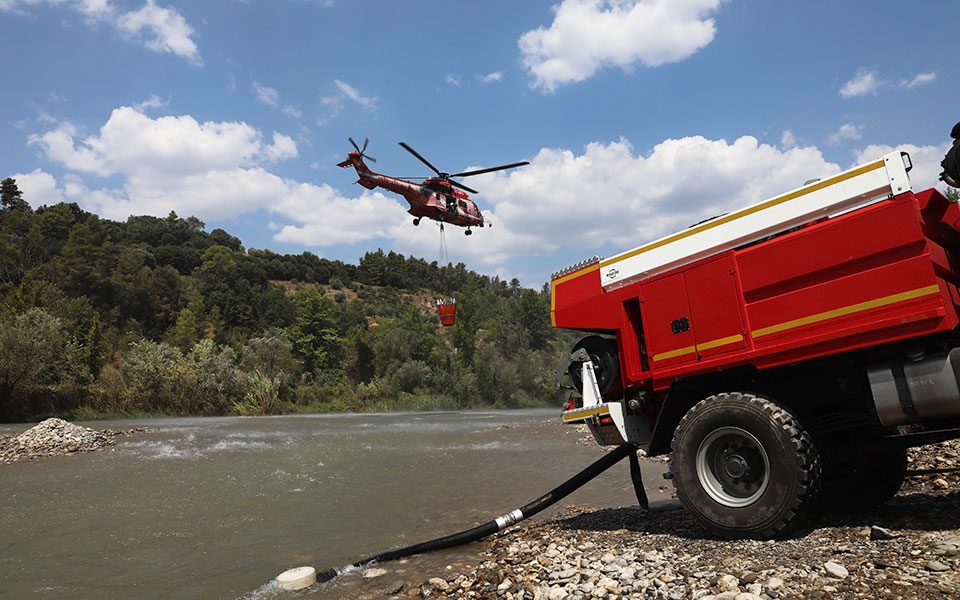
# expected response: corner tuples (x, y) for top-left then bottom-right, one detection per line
(0, 177), (574, 422)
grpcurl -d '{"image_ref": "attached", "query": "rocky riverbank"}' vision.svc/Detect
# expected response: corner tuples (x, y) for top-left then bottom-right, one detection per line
(351, 440), (960, 599)
(0, 418), (149, 464)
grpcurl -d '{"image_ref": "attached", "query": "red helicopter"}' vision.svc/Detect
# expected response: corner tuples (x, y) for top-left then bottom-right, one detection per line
(338, 138), (528, 235)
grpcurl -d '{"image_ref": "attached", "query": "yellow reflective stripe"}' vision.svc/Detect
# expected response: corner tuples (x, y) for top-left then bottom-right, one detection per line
(752, 284), (942, 338)
(601, 160), (885, 270)
(651, 333), (745, 363)
(562, 404), (610, 422)
(697, 333), (745, 351)
(552, 262), (600, 285)
(652, 344), (697, 362)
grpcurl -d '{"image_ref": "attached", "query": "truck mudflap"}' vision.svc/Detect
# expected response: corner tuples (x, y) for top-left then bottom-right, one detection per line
(560, 359), (651, 445)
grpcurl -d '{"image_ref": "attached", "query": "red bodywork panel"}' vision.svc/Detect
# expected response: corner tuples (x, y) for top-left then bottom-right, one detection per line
(551, 189), (960, 394)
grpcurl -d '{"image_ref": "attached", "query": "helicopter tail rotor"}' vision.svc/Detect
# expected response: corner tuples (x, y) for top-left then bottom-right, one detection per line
(349, 137), (377, 163)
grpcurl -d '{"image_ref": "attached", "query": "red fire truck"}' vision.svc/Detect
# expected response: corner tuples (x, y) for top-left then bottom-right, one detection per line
(552, 148), (960, 537)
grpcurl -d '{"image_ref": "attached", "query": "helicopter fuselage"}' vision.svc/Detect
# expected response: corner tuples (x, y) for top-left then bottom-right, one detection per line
(338, 152), (485, 229)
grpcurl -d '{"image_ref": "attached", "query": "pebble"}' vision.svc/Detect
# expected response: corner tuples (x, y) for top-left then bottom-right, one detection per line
(823, 561), (849, 579)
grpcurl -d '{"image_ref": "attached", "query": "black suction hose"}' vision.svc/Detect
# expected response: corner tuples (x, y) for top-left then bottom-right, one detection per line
(315, 443), (636, 583)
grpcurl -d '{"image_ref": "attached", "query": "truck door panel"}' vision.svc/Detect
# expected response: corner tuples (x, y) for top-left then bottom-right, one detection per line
(685, 256), (747, 359)
(640, 273), (696, 368)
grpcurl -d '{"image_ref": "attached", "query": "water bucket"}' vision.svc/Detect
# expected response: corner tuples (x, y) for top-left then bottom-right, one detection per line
(437, 300), (457, 326)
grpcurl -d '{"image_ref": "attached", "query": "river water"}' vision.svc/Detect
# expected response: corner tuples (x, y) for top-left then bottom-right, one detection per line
(0, 409), (671, 599)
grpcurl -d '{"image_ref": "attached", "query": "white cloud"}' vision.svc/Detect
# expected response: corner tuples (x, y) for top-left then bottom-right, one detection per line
(11, 168), (64, 207)
(519, 0), (723, 93)
(826, 122), (863, 145)
(263, 132), (298, 162)
(133, 94), (168, 112)
(480, 71), (504, 84)
(273, 188), (409, 245)
(469, 136), (841, 258)
(115, 0), (200, 64)
(330, 79), (376, 109)
(26, 105), (406, 246)
(29, 107), (268, 180)
(318, 79), (377, 125)
(28, 121), (111, 175)
(854, 143), (952, 191)
(1, 0), (200, 63)
(444, 75), (461, 86)
(252, 82), (280, 107)
(840, 68), (881, 98)
(780, 129), (798, 149)
(902, 71), (937, 89)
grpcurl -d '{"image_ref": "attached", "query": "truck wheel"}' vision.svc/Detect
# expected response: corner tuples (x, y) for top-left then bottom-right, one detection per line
(818, 447), (907, 513)
(670, 393), (821, 538)
(567, 335), (619, 396)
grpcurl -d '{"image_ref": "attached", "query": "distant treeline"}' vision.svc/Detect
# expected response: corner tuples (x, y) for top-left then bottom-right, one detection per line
(0, 177), (574, 422)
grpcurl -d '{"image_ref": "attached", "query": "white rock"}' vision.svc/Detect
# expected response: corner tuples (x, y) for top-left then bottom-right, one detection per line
(824, 561), (849, 579)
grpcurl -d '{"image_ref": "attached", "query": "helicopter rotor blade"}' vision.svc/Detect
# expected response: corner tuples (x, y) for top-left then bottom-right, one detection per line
(361, 138), (369, 153)
(349, 137), (361, 153)
(451, 161), (530, 178)
(399, 142), (441, 176)
(449, 179), (479, 195)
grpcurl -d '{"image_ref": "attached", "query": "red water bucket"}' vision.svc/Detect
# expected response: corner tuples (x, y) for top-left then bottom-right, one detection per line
(437, 301), (457, 326)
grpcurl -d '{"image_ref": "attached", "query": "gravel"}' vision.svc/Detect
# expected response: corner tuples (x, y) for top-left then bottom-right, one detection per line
(352, 439), (960, 599)
(0, 417), (149, 463)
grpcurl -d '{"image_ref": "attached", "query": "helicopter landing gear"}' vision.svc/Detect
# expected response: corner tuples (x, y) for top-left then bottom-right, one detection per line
(465, 229), (473, 236)
(413, 218), (421, 226)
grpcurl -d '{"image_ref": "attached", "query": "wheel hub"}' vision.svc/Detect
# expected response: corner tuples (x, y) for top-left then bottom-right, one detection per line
(697, 427), (770, 508)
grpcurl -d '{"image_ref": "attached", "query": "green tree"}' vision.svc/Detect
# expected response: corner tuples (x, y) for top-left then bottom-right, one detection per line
(240, 328), (301, 380)
(0, 178), (28, 212)
(286, 287), (343, 374)
(0, 308), (74, 419)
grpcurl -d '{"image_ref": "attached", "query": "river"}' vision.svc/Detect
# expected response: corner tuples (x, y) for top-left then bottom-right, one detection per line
(0, 410), (671, 599)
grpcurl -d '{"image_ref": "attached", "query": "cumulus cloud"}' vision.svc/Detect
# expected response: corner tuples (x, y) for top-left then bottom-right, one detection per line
(263, 132), (298, 162)
(854, 143), (951, 191)
(840, 68), (881, 98)
(519, 0), (723, 93)
(115, 0), (200, 64)
(473, 136), (841, 256)
(25, 105), (411, 250)
(11, 168), (64, 207)
(1, 0), (201, 63)
(780, 130), (799, 149)
(826, 122), (863, 145)
(480, 71), (504, 84)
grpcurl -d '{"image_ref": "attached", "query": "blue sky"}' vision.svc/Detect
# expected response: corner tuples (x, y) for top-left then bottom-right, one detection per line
(2, 0), (958, 286)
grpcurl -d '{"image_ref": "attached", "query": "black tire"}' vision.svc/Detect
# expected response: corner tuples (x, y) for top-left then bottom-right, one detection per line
(567, 335), (620, 397)
(670, 393), (821, 539)
(818, 446), (907, 513)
